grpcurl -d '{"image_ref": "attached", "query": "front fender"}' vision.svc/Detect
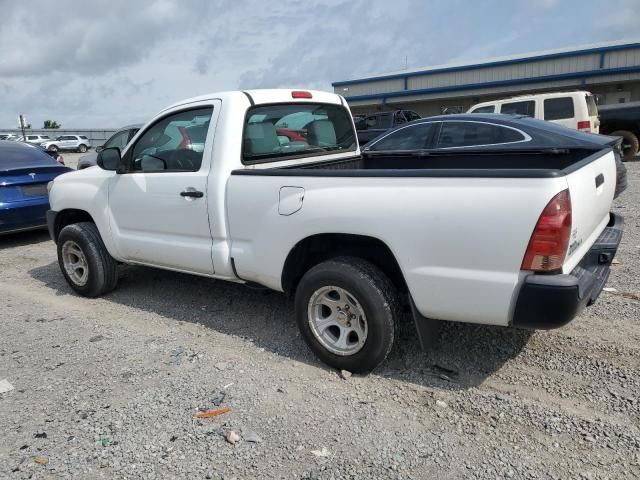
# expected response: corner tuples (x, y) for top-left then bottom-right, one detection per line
(48, 169), (122, 261)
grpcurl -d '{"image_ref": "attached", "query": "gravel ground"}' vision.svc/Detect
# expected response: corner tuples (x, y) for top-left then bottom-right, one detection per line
(1, 161), (639, 479)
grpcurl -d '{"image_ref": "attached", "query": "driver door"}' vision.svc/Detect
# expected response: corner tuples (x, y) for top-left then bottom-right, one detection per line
(107, 102), (219, 275)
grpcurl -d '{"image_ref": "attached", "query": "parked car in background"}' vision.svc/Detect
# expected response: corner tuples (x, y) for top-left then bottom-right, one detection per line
(41, 135), (91, 153)
(77, 125), (142, 169)
(23, 134), (52, 144)
(0, 133), (21, 141)
(468, 91), (600, 133)
(355, 109), (421, 145)
(46, 89), (623, 373)
(364, 113), (627, 199)
(0, 140), (71, 235)
(29, 144), (65, 165)
(598, 101), (640, 161)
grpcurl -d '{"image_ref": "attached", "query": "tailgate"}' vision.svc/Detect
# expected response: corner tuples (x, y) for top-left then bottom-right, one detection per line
(563, 149), (616, 273)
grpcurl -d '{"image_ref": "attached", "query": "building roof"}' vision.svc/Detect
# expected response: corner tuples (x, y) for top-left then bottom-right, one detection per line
(333, 39), (640, 86)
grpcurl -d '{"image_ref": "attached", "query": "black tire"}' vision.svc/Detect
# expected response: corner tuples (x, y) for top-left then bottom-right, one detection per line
(294, 257), (399, 373)
(57, 222), (118, 297)
(48, 144), (58, 152)
(77, 144), (88, 153)
(611, 130), (639, 161)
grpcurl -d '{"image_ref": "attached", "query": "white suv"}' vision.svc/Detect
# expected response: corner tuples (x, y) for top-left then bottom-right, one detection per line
(41, 135), (92, 153)
(468, 91), (600, 133)
(24, 134), (52, 144)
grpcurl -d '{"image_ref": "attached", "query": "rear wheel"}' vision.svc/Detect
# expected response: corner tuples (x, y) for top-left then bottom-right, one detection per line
(57, 222), (118, 297)
(77, 144), (88, 153)
(294, 257), (399, 373)
(611, 130), (639, 161)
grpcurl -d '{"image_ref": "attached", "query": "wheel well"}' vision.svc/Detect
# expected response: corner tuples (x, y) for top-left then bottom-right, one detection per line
(281, 234), (407, 294)
(53, 209), (94, 241)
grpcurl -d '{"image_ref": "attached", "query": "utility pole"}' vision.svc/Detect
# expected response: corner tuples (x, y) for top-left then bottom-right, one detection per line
(18, 114), (27, 141)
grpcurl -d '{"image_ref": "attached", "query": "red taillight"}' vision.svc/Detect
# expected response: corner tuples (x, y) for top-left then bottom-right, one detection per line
(292, 90), (312, 99)
(577, 120), (591, 131)
(521, 189), (572, 272)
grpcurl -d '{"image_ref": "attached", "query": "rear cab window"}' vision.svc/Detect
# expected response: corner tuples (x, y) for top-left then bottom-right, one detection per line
(242, 103), (356, 164)
(544, 97), (575, 120)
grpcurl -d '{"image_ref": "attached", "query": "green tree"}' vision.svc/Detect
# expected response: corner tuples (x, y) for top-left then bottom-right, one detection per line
(43, 120), (61, 129)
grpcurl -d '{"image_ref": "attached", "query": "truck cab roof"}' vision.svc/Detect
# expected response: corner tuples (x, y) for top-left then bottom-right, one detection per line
(161, 89), (345, 114)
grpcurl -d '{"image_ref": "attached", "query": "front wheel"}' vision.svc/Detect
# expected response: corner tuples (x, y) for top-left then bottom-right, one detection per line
(294, 257), (399, 373)
(57, 222), (118, 297)
(47, 145), (58, 152)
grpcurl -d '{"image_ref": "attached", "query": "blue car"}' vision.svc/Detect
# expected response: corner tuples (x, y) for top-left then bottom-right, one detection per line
(0, 140), (72, 235)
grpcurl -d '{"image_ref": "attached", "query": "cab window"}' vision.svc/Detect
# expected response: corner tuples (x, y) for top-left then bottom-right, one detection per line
(395, 111), (407, 124)
(130, 107), (213, 172)
(104, 130), (131, 150)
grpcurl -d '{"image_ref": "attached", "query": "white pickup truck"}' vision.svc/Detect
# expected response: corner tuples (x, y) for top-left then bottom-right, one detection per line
(46, 89), (624, 373)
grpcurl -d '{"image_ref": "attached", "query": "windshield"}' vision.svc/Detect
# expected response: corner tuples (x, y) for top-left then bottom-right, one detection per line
(243, 103), (356, 163)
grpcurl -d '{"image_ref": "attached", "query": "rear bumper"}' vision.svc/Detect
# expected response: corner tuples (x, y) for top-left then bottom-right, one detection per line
(512, 212), (624, 329)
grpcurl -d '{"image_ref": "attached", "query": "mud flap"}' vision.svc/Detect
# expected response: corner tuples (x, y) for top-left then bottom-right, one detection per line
(409, 297), (441, 350)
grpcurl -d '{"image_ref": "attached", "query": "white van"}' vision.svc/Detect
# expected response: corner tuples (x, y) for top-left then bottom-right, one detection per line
(468, 91), (600, 133)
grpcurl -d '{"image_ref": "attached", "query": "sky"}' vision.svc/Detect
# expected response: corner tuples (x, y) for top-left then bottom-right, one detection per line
(0, 0), (639, 128)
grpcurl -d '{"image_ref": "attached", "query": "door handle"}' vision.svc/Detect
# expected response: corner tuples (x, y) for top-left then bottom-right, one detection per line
(595, 173), (605, 188)
(180, 189), (204, 198)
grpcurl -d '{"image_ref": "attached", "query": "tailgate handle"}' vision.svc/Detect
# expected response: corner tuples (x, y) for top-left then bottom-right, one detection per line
(595, 173), (605, 189)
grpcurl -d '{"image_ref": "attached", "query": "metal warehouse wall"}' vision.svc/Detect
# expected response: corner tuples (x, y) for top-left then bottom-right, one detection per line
(3, 129), (117, 146)
(335, 42), (640, 111)
(406, 54), (602, 91)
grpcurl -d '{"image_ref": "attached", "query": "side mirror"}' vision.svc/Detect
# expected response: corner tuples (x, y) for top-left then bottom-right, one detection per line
(95, 145), (104, 152)
(96, 147), (122, 171)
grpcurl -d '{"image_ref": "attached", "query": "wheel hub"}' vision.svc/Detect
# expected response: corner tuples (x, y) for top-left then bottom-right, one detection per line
(307, 286), (368, 356)
(61, 240), (89, 286)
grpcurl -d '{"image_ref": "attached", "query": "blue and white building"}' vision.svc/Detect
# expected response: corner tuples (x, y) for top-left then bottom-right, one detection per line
(333, 40), (640, 115)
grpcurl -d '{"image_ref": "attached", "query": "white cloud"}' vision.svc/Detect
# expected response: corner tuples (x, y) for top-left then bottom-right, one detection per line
(0, 0), (636, 128)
